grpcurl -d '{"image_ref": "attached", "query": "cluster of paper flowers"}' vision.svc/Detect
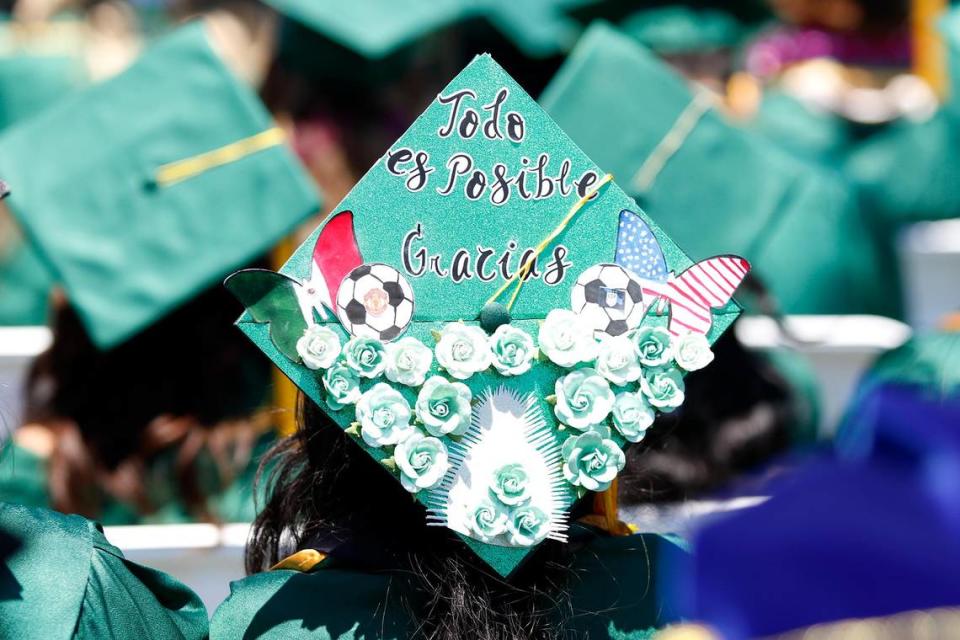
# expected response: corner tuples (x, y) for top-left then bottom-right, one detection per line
(467, 463), (551, 547)
(293, 308), (714, 498)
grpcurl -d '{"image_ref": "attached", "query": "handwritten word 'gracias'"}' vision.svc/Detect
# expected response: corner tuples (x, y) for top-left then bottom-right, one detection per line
(384, 87), (601, 205)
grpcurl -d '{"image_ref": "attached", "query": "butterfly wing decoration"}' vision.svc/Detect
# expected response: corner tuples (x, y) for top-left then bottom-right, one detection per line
(647, 256), (751, 336)
(300, 210), (365, 321)
(614, 208), (749, 336)
(224, 269), (309, 362)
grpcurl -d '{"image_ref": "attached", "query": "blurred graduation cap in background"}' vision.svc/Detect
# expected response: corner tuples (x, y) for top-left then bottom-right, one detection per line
(267, 0), (598, 72)
(541, 22), (902, 318)
(0, 21), (320, 349)
(619, 5), (745, 55)
(0, 18), (89, 326)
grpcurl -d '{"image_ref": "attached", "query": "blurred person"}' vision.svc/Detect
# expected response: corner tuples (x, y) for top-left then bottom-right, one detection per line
(661, 332), (960, 638)
(0, 21), (320, 524)
(0, 502), (209, 639)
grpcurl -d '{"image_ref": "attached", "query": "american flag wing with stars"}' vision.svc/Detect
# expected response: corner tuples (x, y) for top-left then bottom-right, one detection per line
(613, 209), (749, 336)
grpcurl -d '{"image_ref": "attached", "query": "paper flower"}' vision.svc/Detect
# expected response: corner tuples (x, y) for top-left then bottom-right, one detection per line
(394, 431), (449, 493)
(561, 426), (626, 492)
(489, 463), (531, 507)
(415, 376), (472, 437)
(489, 324), (537, 376)
(538, 309), (597, 368)
(673, 332), (715, 372)
(296, 325), (341, 370)
(384, 337), (433, 386)
(322, 362), (361, 410)
(595, 335), (643, 386)
(468, 501), (509, 542)
(630, 326), (673, 368)
(611, 391), (655, 443)
(343, 336), (386, 379)
(435, 323), (491, 380)
(356, 383), (414, 447)
(507, 506), (551, 547)
(640, 367), (686, 411)
(554, 368), (615, 430)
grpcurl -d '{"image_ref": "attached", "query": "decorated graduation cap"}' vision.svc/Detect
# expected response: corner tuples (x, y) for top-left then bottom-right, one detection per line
(227, 53), (749, 576)
(542, 22), (902, 319)
(0, 22), (320, 348)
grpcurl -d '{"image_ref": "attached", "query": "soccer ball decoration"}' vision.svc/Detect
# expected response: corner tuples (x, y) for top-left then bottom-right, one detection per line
(570, 263), (645, 337)
(336, 263), (415, 341)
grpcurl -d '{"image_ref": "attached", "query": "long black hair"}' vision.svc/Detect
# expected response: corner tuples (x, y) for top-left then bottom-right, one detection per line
(247, 396), (585, 639)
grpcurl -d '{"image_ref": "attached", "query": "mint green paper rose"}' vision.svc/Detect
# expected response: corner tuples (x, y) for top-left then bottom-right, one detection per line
(343, 336), (386, 379)
(394, 430), (449, 493)
(468, 501), (509, 542)
(296, 325), (341, 370)
(554, 368), (615, 430)
(356, 383), (414, 447)
(507, 506), (551, 547)
(561, 426), (626, 492)
(384, 337), (433, 386)
(673, 332), (714, 372)
(435, 323), (491, 380)
(640, 367), (686, 411)
(630, 326), (673, 367)
(490, 463), (531, 507)
(489, 325), (537, 376)
(415, 376), (472, 437)
(322, 362), (361, 410)
(538, 309), (597, 368)
(611, 391), (655, 443)
(595, 335), (642, 386)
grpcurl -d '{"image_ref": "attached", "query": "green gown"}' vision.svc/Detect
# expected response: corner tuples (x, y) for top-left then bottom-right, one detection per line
(0, 432), (275, 524)
(0, 502), (208, 639)
(210, 528), (683, 640)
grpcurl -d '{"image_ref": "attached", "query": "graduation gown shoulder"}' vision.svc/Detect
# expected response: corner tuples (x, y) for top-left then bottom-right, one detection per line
(0, 503), (208, 640)
(210, 530), (684, 640)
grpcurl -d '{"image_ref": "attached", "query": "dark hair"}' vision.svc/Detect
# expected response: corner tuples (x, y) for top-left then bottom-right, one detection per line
(619, 329), (798, 504)
(23, 281), (271, 521)
(248, 397), (586, 639)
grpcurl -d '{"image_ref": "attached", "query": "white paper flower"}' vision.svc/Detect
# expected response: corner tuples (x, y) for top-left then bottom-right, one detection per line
(630, 326), (673, 368)
(322, 363), (361, 410)
(468, 501), (509, 542)
(506, 506), (551, 546)
(356, 383), (414, 447)
(394, 431), (449, 493)
(435, 323), (491, 380)
(489, 324), (537, 376)
(384, 337), (433, 386)
(538, 309), (597, 368)
(611, 391), (655, 443)
(595, 335), (643, 386)
(296, 325), (341, 370)
(343, 336), (386, 379)
(554, 368), (615, 430)
(673, 333), (715, 372)
(640, 368), (686, 411)
(415, 376), (472, 437)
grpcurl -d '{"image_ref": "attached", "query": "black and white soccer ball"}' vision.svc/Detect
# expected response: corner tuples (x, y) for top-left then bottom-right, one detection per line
(336, 263), (414, 341)
(570, 263), (645, 337)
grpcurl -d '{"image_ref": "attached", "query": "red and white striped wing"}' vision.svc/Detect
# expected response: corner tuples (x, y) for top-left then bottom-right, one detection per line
(647, 256), (750, 336)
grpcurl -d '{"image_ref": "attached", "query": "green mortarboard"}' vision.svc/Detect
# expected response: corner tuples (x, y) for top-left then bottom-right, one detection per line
(0, 21), (88, 326)
(227, 52), (749, 576)
(541, 22), (903, 319)
(267, 0), (594, 60)
(620, 6), (743, 54)
(0, 22), (320, 348)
